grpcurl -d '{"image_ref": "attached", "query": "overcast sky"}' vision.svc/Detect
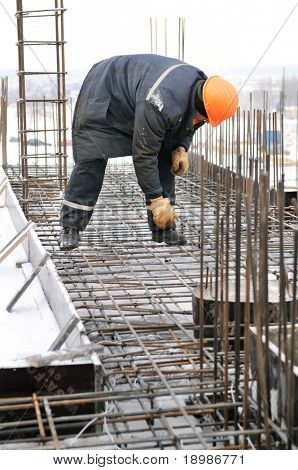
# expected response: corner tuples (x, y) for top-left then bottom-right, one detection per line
(0, 0), (297, 80)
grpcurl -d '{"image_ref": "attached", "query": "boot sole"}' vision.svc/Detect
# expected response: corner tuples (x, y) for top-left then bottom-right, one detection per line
(152, 236), (187, 246)
(59, 244), (79, 251)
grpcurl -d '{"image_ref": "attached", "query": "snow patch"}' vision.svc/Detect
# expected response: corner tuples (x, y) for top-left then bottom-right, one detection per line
(149, 90), (164, 112)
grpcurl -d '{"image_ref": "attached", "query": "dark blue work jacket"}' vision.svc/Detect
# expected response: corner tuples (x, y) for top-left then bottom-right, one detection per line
(72, 54), (207, 196)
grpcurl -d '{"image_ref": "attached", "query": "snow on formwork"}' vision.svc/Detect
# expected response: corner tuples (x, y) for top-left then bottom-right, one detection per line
(0, 206), (60, 361)
(0, 167), (99, 370)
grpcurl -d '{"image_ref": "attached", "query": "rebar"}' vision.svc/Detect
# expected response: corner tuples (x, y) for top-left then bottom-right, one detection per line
(0, 76), (8, 168)
(2, 9), (298, 451)
(16, 0), (68, 213)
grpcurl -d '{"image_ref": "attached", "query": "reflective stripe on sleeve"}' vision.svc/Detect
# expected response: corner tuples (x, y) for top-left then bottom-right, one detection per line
(146, 63), (188, 101)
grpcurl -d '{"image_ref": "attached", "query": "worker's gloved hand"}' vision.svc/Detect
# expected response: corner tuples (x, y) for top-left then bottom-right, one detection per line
(171, 146), (189, 176)
(148, 196), (178, 229)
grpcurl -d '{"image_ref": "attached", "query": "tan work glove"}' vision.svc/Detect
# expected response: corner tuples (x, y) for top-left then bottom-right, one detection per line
(148, 196), (178, 229)
(171, 146), (189, 176)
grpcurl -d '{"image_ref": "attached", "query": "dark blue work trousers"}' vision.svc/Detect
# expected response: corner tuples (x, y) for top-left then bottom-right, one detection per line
(60, 148), (175, 231)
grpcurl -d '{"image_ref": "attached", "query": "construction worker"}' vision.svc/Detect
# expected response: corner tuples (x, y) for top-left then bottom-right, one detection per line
(58, 54), (238, 250)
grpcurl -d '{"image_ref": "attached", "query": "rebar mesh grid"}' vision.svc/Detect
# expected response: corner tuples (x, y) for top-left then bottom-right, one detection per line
(1, 162), (297, 450)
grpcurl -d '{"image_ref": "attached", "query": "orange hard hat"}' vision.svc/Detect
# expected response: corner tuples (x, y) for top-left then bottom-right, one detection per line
(202, 76), (238, 127)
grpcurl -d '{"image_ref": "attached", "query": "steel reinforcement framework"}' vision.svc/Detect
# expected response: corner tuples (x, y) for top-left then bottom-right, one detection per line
(1, 153), (298, 449)
(1, 2), (297, 451)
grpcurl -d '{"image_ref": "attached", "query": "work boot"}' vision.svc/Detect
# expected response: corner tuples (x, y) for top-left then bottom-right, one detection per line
(147, 210), (187, 246)
(58, 227), (80, 251)
(152, 226), (188, 245)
